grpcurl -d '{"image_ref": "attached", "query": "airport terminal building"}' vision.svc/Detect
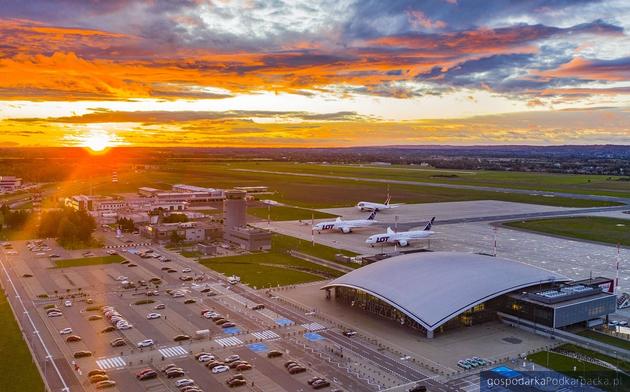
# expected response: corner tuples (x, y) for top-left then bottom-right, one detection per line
(322, 252), (616, 338)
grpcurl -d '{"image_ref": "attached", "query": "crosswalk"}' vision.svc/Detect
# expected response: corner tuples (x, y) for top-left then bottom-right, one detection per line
(251, 330), (280, 340)
(301, 322), (326, 331)
(214, 336), (243, 347)
(96, 356), (126, 370)
(159, 345), (189, 358)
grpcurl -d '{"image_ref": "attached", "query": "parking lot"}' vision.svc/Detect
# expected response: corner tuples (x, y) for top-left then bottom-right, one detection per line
(0, 235), (404, 392)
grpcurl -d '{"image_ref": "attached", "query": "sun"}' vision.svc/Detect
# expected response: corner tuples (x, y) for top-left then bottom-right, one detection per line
(81, 131), (112, 152)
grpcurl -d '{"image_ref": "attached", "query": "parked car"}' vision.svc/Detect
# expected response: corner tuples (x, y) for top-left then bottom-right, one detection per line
(174, 379), (195, 388)
(48, 311), (63, 318)
(206, 361), (225, 370)
(95, 380), (116, 389)
(342, 330), (357, 337)
(227, 379), (247, 387)
(166, 369), (185, 378)
(161, 363), (178, 373)
(154, 303), (166, 310)
(73, 351), (92, 358)
(137, 339), (154, 348)
(184, 299), (196, 304)
(312, 379), (331, 389)
(252, 304), (265, 310)
(212, 365), (230, 374)
(65, 335), (82, 343)
(173, 334), (191, 342)
(88, 370), (107, 377)
(224, 354), (240, 363)
(182, 268), (192, 273)
(89, 375), (109, 384)
(267, 350), (283, 358)
(110, 338), (126, 347)
(235, 363), (252, 371)
(138, 370), (157, 381)
(408, 385), (427, 392)
(135, 368), (154, 378)
(59, 328), (73, 335)
(222, 322), (236, 328)
(288, 366), (306, 374)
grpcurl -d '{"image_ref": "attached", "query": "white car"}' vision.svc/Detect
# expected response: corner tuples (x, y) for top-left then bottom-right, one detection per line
(174, 379), (195, 388)
(146, 313), (161, 320)
(59, 328), (73, 335)
(211, 365), (229, 374)
(172, 291), (185, 298)
(224, 354), (240, 363)
(6, 250), (17, 255)
(48, 312), (63, 317)
(197, 354), (214, 362)
(64, 300), (72, 307)
(203, 311), (219, 319)
(137, 339), (154, 348)
(106, 250), (117, 255)
(117, 323), (132, 330)
(116, 276), (128, 281)
(182, 268), (192, 273)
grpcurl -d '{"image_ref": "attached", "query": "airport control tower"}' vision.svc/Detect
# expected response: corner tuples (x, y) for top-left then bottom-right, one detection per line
(223, 189), (247, 233)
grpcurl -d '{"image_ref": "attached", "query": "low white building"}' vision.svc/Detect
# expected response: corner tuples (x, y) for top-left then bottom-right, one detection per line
(0, 176), (22, 192)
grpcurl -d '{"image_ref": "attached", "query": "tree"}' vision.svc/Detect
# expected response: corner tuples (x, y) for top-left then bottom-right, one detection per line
(169, 231), (185, 247)
(163, 213), (188, 223)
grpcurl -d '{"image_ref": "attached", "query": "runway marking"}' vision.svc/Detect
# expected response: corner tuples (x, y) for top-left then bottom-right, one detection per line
(301, 322), (326, 331)
(251, 330), (280, 340)
(215, 336), (243, 347)
(96, 356), (126, 370)
(158, 345), (188, 358)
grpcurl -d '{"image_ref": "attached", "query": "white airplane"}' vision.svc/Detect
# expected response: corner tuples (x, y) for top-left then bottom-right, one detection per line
(313, 211), (378, 234)
(365, 217), (435, 247)
(356, 195), (403, 211)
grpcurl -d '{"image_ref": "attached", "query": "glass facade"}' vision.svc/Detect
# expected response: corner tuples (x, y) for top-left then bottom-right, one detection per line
(332, 287), (499, 336)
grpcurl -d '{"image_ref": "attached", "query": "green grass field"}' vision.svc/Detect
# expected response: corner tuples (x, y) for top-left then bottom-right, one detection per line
(529, 344), (630, 391)
(54, 254), (124, 268)
(199, 247), (344, 288)
(271, 233), (358, 266)
(504, 217), (630, 246)
(157, 162), (621, 208)
(578, 330), (630, 351)
(52, 161), (624, 209)
(248, 205), (337, 221)
(232, 162), (630, 198)
(0, 295), (45, 392)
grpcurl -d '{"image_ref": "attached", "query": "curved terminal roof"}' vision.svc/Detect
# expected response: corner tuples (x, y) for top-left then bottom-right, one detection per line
(322, 252), (568, 332)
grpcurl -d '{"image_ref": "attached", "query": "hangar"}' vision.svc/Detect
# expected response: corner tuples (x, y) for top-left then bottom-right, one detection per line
(322, 252), (616, 338)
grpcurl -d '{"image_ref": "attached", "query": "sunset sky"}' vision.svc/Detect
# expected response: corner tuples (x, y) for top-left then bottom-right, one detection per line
(0, 0), (628, 147)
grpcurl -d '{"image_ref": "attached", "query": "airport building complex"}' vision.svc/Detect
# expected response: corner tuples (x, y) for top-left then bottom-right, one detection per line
(323, 252), (617, 338)
(0, 176), (23, 192)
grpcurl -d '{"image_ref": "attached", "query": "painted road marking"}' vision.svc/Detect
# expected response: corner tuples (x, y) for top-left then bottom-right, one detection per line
(158, 346), (188, 358)
(251, 330), (280, 340)
(215, 336), (243, 347)
(96, 356), (126, 370)
(301, 322), (326, 331)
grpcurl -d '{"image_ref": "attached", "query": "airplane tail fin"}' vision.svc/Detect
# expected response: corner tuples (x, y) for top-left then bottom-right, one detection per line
(424, 217), (436, 231)
(367, 210), (377, 220)
(386, 227), (395, 234)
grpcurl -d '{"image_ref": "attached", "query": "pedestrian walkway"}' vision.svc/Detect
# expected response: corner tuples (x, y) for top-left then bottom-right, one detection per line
(158, 345), (189, 358)
(215, 336), (244, 347)
(96, 356), (126, 370)
(251, 330), (280, 340)
(301, 322), (326, 331)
